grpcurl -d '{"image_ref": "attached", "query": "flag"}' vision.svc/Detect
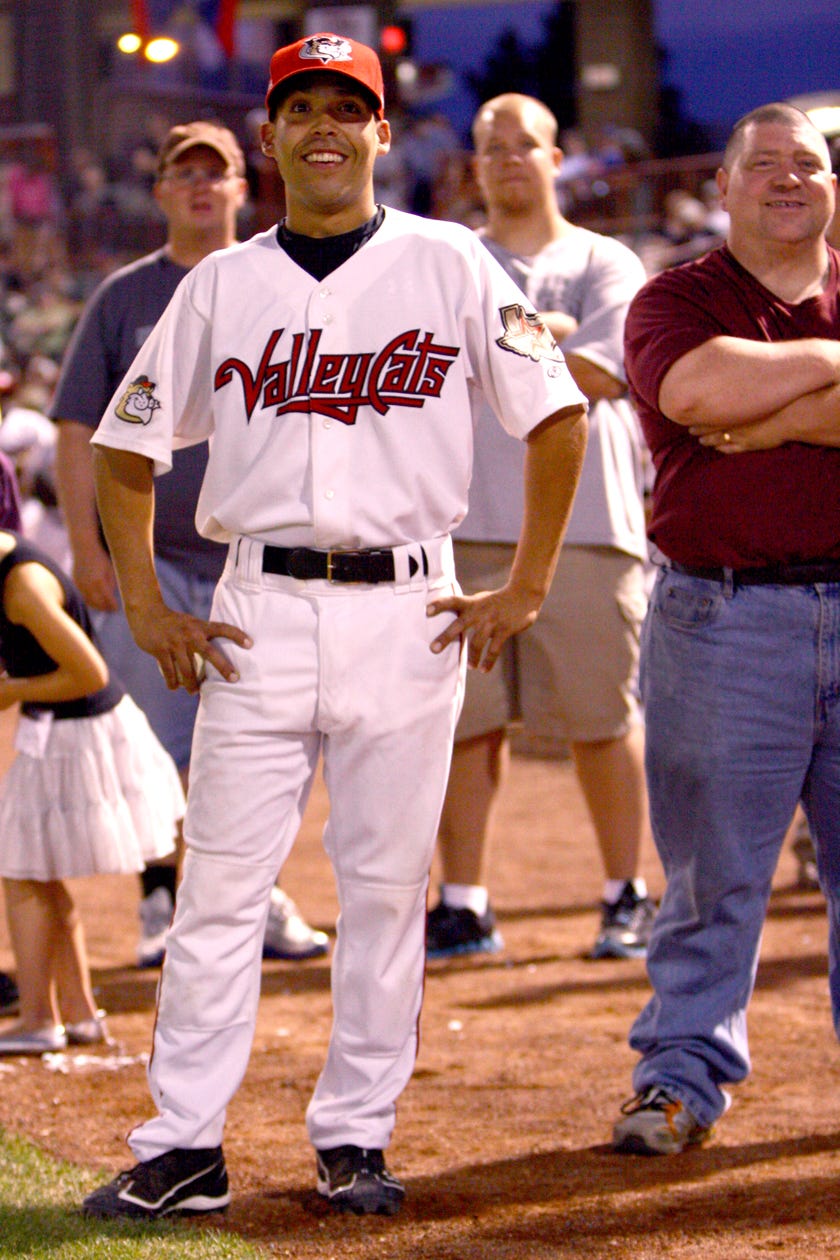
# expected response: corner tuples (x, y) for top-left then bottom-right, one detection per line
(130, 1), (238, 58)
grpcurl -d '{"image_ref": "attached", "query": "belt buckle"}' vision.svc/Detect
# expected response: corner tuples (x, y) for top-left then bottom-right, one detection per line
(326, 549), (362, 582)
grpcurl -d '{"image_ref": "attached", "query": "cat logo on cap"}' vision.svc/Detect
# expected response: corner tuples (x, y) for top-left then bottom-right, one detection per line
(299, 35), (354, 65)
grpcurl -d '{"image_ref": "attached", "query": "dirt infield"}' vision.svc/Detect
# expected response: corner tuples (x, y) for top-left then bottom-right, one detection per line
(1, 708), (840, 1258)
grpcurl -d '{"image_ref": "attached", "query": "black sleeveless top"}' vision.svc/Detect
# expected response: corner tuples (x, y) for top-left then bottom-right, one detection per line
(0, 536), (123, 720)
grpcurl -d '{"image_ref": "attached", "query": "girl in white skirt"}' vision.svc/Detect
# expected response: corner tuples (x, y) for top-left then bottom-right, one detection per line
(0, 531), (185, 1054)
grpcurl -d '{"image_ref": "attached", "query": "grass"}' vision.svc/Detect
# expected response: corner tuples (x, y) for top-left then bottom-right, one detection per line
(0, 1129), (265, 1260)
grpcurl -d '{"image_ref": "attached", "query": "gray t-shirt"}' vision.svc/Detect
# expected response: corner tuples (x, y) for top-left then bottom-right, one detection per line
(50, 249), (224, 580)
(461, 227), (647, 560)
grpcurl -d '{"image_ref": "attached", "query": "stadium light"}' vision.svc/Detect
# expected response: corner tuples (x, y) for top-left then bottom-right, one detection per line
(117, 32), (143, 55)
(145, 36), (180, 63)
(808, 106), (840, 137)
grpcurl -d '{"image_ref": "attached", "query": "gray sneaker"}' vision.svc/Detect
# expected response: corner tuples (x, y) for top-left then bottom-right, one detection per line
(263, 888), (329, 960)
(613, 1086), (712, 1155)
(0, 1024), (67, 1056)
(316, 1145), (404, 1215)
(591, 882), (656, 960)
(137, 887), (174, 968)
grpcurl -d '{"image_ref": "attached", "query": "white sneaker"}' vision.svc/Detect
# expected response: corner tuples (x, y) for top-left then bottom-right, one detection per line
(65, 1010), (114, 1046)
(137, 887), (174, 968)
(263, 888), (329, 960)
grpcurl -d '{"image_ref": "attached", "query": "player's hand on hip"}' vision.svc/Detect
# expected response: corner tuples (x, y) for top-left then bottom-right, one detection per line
(128, 606), (252, 693)
(427, 585), (540, 673)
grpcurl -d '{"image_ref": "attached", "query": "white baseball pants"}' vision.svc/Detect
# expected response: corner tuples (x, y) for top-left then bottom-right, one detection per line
(129, 536), (463, 1160)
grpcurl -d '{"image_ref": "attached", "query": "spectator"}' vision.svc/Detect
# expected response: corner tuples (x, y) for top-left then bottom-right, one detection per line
(0, 420), (22, 1017)
(699, 178), (730, 238)
(427, 93), (655, 962)
(0, 400), (68, 570)
(613, 103), (840, 1156)
(0, 531), (183, 1056)
(6, 152), (62, 279)
(403, 111), (461, 215)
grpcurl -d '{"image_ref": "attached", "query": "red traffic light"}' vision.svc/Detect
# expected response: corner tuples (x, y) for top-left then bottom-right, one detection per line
(380, 24), (408, 56)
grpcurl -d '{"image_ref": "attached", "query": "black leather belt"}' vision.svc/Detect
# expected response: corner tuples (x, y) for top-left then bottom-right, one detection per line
(671, 560), (840, 586)
(262, 545), (427, 583)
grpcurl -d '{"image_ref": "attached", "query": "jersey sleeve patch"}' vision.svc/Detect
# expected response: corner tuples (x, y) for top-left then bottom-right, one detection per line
(114, 376), (162, 425)
(496, 304), (566, 367)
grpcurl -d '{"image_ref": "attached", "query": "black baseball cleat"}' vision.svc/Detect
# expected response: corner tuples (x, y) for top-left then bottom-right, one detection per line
(316, 1145), (405, 1215)
(82, 1147), (230, 1219)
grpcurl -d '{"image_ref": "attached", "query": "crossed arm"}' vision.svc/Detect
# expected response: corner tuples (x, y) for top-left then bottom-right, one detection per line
(659, 335), (840, 453)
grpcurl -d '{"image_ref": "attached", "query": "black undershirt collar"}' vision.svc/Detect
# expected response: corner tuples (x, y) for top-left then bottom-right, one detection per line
(276, 206), (385, 281)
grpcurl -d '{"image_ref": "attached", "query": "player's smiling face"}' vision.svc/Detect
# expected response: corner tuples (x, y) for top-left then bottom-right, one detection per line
(261, 73), (390, 236)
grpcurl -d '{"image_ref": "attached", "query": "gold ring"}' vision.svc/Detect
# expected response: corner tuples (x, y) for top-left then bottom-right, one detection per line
(722, 432), (731, 443)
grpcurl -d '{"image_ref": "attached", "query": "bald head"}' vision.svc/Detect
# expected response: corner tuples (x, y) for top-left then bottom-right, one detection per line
(723, 102), (830, 171)
(472, 94), (559, 152)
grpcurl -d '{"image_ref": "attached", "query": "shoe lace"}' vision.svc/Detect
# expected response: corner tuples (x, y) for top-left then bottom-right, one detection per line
(620, 1086), (674, 1116)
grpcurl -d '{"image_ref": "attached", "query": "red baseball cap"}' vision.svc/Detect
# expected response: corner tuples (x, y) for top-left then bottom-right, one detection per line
(265, 32), (385, 116)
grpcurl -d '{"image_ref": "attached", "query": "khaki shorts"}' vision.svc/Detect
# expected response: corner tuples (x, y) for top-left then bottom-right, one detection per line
(454, 542), (648, 754)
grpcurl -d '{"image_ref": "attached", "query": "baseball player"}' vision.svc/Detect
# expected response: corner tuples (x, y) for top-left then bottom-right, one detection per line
(81, 32), (587, 1220)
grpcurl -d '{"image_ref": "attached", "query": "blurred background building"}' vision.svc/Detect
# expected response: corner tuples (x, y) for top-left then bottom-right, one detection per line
(4, 2), (660, 158)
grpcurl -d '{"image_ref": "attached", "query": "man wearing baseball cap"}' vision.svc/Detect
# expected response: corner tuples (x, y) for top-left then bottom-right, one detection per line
(83, 32), (587, 1220)
(154, 119), (247, 176)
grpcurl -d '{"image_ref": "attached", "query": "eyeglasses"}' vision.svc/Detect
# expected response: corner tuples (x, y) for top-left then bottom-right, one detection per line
(160, 166), (236, 187)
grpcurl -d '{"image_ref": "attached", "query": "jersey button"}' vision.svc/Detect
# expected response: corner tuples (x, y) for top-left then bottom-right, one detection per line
(323, 419), (333, 429)
(324, 488), (335, 500)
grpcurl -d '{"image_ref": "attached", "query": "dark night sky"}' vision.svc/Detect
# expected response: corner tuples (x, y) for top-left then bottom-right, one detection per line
(408, 1), (839, 142)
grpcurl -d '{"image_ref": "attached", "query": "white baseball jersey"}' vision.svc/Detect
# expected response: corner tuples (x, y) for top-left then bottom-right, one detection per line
(93, 208), (587, 549)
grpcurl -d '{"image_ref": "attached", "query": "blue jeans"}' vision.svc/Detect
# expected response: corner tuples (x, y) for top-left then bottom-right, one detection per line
(94, 556), (217, 771)
(632, 567), (840, 1127)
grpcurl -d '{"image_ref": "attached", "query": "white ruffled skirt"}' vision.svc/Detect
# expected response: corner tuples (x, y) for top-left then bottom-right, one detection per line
(0, 695), (185, 880)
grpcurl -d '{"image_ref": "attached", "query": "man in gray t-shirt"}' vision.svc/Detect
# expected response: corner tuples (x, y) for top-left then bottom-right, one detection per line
(427, 94), (656, 963)
(52, 121), (328, 967)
